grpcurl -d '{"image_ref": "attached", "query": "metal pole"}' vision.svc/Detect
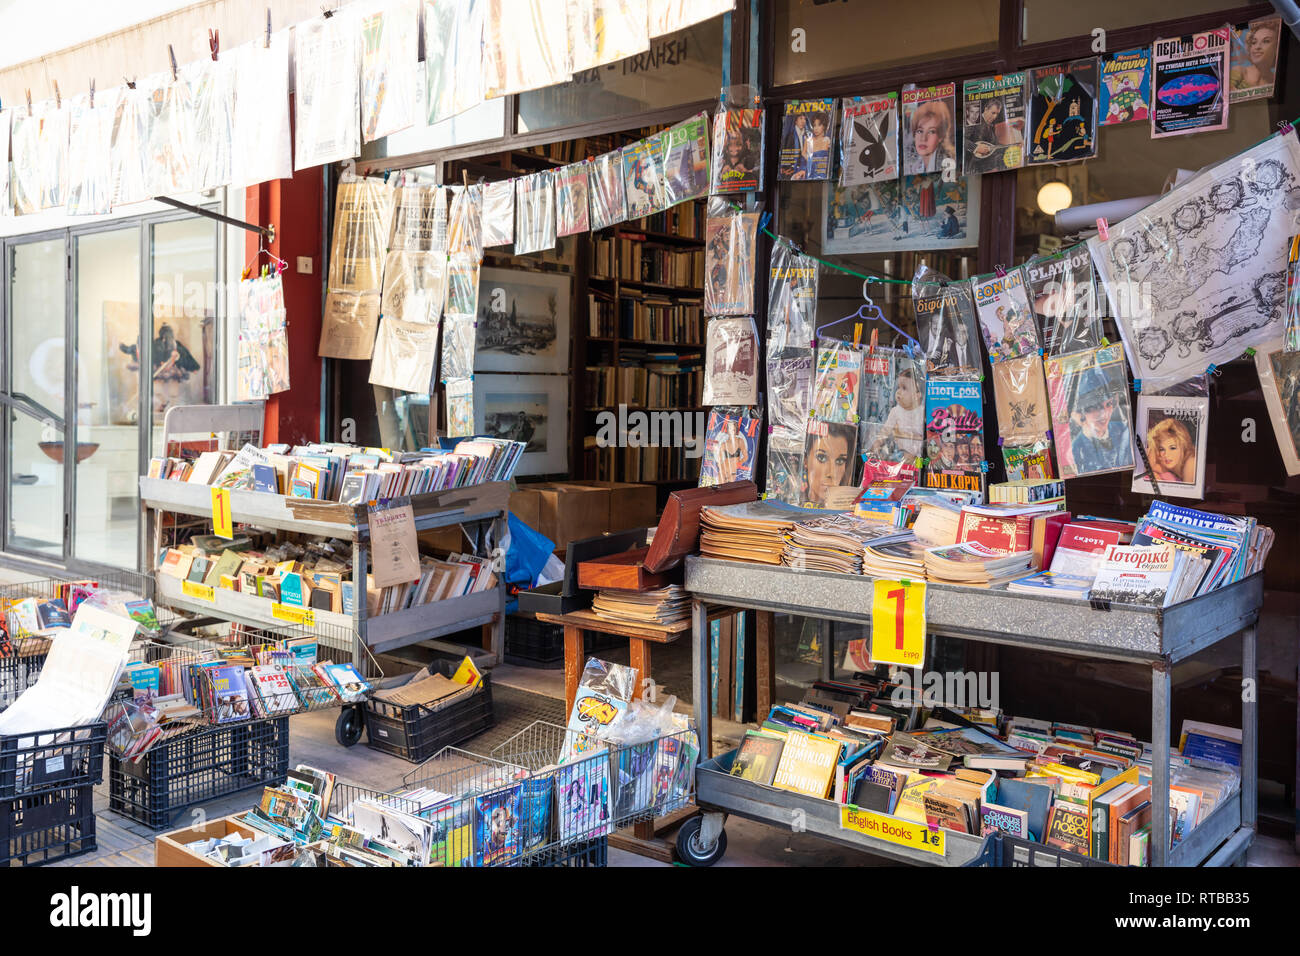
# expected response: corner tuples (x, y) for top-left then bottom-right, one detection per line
(693, 598), (712, 759)
(154, 196), (274, 242)
(1151, 660), (1172, 866)
(1242, 623), (1258, 832)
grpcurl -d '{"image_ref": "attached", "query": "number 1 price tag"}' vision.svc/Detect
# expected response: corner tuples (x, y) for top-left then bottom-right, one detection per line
(211, 487), (233, 539)
(869, 579), (926, 668)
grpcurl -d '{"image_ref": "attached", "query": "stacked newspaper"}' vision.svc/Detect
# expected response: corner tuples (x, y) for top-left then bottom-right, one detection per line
(698, 500), (823, 565)
(923, 541), (1035, 587)
(862, 539), (930, 580)
(781, 513), (914, 575)
(591, 585), (691, 626)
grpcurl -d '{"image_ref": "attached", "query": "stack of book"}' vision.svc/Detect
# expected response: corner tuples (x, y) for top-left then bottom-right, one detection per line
(590, 585), (691, 626)
(988, 478), (1066, 506)
(698, 500), (818, 565)
(923, 541), (1035, 586)
(1131, 501), (1272, 596)
(1008, 520), (1130, 599)
(956, 501), (1070, 568)
(781, 514), (913, 575)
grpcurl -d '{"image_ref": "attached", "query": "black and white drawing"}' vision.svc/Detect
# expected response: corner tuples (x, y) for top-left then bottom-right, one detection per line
(474, 373), (569, 476)
(1090, 132), (1300, 383)
(474, 267), (571, 374)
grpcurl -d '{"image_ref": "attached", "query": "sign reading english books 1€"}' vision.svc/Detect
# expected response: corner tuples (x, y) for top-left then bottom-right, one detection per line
(840, 806), (946, 856)
(869, 579), (926, 668)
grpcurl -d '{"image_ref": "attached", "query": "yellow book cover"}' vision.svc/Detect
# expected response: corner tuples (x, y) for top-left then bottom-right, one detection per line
(451, 654), (483, 689)
(894, 777), (937, 823)
(1039, 761), (1102, 785)
(771, 730), (842, 798)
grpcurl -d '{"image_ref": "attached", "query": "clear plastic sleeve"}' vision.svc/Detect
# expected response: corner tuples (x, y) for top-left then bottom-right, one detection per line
(660, 110), (710, 207)
(839, 93), (899, 186)
(440, 313), (477, 381)
(65, 94), (114, 217)
(319, 291), (382, 359)
(231, 32), (293, 189)
(425, 0), (485, 124)
(568, 0), (650, 70)
(991, 351), (1052, 444)
(446, 252), (481, 315)
(143, 72), (197, 197)
(859, 348), (926, 475)
(481, 180), (515, 248)
(326, 175), (396, 294)
(765, 342), (815, 444)
(0, 110), (10, 216)
(702, 315), (758, 405)
(14, 99), (69, 212)
(483, 0), (572, 99)
(766, 240), (819, 350)
(361, 0), (420, 143)
(901, 82), (958, 177)
(184, 57), (235, 193)
(588, 149), (628, 230)
(777, 98), (836, 182)
(447, 184), (484, 259)
(923, 376), (986, 491)
(1130, 393), (1208, 498)
(514, 169), (557, 255)
(1288, 236), (1300, 352)
(621, 134), (668, 218)
(109, 86), (149, 206)
(1044, 342), (1135, 479)
(1254, 344), (1300, 476)
(911, 263), (982, 377)
(369, 317), (440, 393)
(9, 106), (41, 215)
(1023, 243), (1103, 356)
(444, 377), (476, 437)
(389, 183), (446, 252)
(764, 437), (805, 505)
(812, 338), (865, 423)
(381, 250), (447, 325)
(801, 419), (859, 508)
(972, 267), (1040, 363)
(1001, 437), (1055, 480)
(236, 275), (291, 400)
(710, 86), (764, 194)
(648, 0), (733, 36)
(698, 405), (762, 486)
(294, 11), (361, 170)
(555, 161), (591, 236)
(704, 196), (760, 315)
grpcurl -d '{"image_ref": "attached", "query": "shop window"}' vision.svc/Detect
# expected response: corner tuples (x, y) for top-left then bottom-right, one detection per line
(771, 0), (999, 87)
(1021, 0), (1246, 45)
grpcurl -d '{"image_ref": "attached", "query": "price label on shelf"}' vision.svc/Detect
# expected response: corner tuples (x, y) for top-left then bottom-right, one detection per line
(869, 579), (926, 668)
(211, 487), (233, 539)
(272, 603), (316, 627)
(182, 580), (216, 602)
(840, 806), (946, 856)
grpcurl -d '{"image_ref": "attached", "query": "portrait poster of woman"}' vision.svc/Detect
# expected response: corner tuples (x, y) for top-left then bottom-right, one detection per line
(1130, 395), (1208, 499)
(801, 420), (858, 508)
(901, 83), (956, 176)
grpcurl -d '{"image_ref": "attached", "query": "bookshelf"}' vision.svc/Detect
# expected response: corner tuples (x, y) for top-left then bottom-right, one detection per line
(582, 200), (708, 495)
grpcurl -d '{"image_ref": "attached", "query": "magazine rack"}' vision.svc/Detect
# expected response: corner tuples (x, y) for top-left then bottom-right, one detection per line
(682, 556), (1263, 868)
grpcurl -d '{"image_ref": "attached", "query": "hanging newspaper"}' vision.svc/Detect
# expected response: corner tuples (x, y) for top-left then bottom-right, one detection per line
(65, 94), (114, 217)
(319, 177), (396, 359)
(1151, 28), (1230, 138)
(425, 0), (486, 124)
(840, 93), (898, 186)
(1088, 131), (1300, 384)
(447, 183), (484, 258)
(369, 318), (440, 393)
(294, 11), (361, 170)
(231, 33), (293, 188)
(361, 0), (420, 143)
(482, 180), (515, 248)
(0, 110), (9, 216)
(143, 73), (196, 197)
(185, 57), (235, 192)
(110, 86), (150, 206)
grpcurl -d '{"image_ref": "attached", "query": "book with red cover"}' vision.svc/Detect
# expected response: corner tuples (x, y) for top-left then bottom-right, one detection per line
(958, 509), (1069, 568)
(1069, 517), (1137, 543)
(1031, 511), (1072, 570)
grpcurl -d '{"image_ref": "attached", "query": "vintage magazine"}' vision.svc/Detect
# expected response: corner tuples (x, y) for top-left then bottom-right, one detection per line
(1099, 47), (1152, 125)
(360, 0), (419, 143)
(923, 377), (985, 494)
(1151, 28), (1230, 138)
(962, 72), (1027, 176)
(482, 0), (572, 99)
(811, 341), (864, 424)
(440, 313), (476, 381)
(622, 134), (668, 218)
(555, 161), (592, 236)
(912, 265), (982, 377)
(1254, 342), (1300, 476)
(972, 269), (1039, 363)
(481, 180), (515, 248)
(294, 11), (361, 170)
(380, 251), (447, 326)
(515, 169), (557, 256)
(1044, 343), (1135, 479)
(991, 352), (1052, 446)
(660, 111), (710, 207)
(1025, 57), (1098, 166)
(1287, 236), (1300, 351)
(1229, 16), (1281, 104)
(859, 349), (926, 479)
(767, 241), (819, 350)
(1131, 394), (1209, 498)
(699, 406), (763, 486)
(445, 378), (475, 438)
(766, 438), (805, 506)
(901, 83), (957, 176)
(704, 198), (759, 315)
(588, 149), (629, 230)
(368, 317), (439, 394)
(840, 93), (898, 186)
(1022, 244), (1102, 355)
(766, 344), (815, 444)
(801, 419), (859, 508)
(447, 183), (484, 259)
(710, 107), (764, 194)
(425, 0), (486, 124)
(388, 184), (447, 252)
(703, 316), (759, 406)
(778, 98), (836, 181)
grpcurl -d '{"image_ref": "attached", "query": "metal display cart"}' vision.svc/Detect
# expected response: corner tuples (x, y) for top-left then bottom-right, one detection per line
(682, 556), (1263, 868)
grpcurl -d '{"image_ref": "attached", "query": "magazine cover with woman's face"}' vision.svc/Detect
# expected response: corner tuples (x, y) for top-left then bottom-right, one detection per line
(1131, 394), (1208, 498)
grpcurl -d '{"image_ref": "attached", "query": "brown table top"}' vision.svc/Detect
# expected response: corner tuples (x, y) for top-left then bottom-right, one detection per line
(536, 606), (737, 643)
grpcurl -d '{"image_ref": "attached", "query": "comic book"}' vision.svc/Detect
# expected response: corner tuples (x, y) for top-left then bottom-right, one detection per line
(699, 406), (762, 486)
(704, 197), (759, 315)
(445, 378), (475, 437)
(660, 110), (710, 207)
(778, 98), (836, 181)
(811, 342), (864, 424)
(923, 377), (986, 494)
(710, 107), (764, 193)
(1022, 244), (1102, 355)
(1099, 47), (1152, 125)
(840, 93), (899, 186)
(1229, 16), (1282, 104)
(962, 73), (1027, 176)
(901, 83), (958, 177)
(555, 160), (591, 237)
(1151, 28), (1230, 138)
(622, 133), (668, 218)
(474, 784), (523, 867)
(767, 242), (819, 349)
(972, 269), (1039, 363)
(588, 149), (628, 231)
(1044, 343), (1134, 479)
(1026, 57), (1098, 166)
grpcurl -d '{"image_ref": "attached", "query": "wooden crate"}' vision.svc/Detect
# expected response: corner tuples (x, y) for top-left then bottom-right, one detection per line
(154, 815), (259, 867)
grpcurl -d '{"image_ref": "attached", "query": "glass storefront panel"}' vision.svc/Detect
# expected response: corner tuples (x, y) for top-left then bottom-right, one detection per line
(1021, 0), (1244, 45)
(74, 227), (142, 568)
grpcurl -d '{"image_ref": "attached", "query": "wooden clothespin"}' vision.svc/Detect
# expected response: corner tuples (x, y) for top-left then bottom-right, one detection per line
(168, 44), (178, 81)
(89, 79), (95, 108)
(266, 8), (273, 48)
(25, 89), (32, 116)
(868, 327), (879, 356)
(124, 75), (137, 90)
(322, 4), (334, 17)
(52, 80), (61, 110)
(209, 28), (220, 61)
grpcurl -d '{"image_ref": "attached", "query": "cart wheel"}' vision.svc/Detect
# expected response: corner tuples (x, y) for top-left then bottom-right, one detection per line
(335, 706), (364, 747)
(675, 816), (727, 867)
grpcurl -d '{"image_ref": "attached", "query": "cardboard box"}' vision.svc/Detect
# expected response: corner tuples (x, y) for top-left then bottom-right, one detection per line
(535, 483), (611, 549)
(571, 481), (657, 532)
(509, 488), (542, 529)
(155, 815), (260, 867)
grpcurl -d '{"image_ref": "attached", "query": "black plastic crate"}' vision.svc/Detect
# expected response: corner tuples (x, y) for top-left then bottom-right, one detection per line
(0, 650), (46, 713)
(363, 666), (495, 763)
(108, 716), (289, 831)
(504, 615), (622, 669)
(0, 721), (107, 799)
(0, 783), (95, 867)
(964, 832), (1113, 867)
(531, 836), (608, 867)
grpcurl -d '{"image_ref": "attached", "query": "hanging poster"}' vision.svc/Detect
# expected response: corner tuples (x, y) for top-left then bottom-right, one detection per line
(1088, 131), (1300, 384)
(65, 94), (114, 217)
(660, 111), (711, 207)
(702, 316), (759, 406)
(231, 33), (293, 189)
(1131, 394), (1209, 498)
(823, 173), (979, 255)
(425, 0), (486, 124)
(1099, 48), (1152, 125)
(555, 162), (591, 236)
(962, 72), (1027, 176)
(185, 57), (235, 193)
(1255, 342), (1300, 476)
(699, 406), (762, 486)
(840, 93), (899, 186)
(361, 0), (420, 143)
(704, 198), (759, 315)
(923, 378), (985, 493)
(515, 169), (557, 256)
(1022, 244), (1102, 355)
(1044, 343), (1134, 479)
(568, 0), (650, 71)
(294, 11), (361, 170)
(588, 149), (628, 231)
(710, 107), (764, 194)
(778, 98), (836, 181)
(1026, 58), (1098, 166)
(901, 83), (957, 176)
(9, 107), (42, 215)
(1229, 16), (1282, 104)
(369, 318), (440, 393)
(911, 265), (983, 377)
(622, 135), (668, 218)
(647, 0), (732, 36)
(483, 0), (572, 99)
(972, 269), (1039, 363)
(1151, 28), (1230, 139)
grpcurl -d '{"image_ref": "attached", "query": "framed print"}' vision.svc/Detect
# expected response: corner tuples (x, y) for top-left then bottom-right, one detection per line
(473, 373), (570, 476)
(474, 266), (572, 373)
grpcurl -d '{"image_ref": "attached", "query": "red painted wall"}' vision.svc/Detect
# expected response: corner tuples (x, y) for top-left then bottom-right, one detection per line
(244, 167), (324, 445)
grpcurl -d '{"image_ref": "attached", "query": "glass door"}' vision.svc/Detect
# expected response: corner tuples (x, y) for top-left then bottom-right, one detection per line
(3, 235), (70, 559)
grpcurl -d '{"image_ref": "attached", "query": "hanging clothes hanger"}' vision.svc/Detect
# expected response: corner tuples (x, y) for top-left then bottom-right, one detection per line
(815, 279), (922, 355)
(243, 234), (287, 280)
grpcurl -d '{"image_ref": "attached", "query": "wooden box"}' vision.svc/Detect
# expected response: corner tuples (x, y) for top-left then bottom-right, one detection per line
(154, 815), (259, 867)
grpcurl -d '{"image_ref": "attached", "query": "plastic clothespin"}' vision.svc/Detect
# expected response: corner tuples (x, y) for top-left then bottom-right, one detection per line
(124, 76), (136, 90)
(997, 437), (1004, 446)
(1096, 217), (1110, 241)
(1133, 379), (1142, 393)
(767, 424), (774, 434)
(758, 211), (772, 233)
(979, 461), (990, 474)
(1044, 429), (1053, 441)
(1100, 336), (1110, 347)
(853, 322), (863, 347)
(978, 372), (985, 383)
(900, 578), (911, 587)
(322, 4), (335, 17)
(1245, 347), (1257, 358)
(209, 28), (220, 61)
(913, 457), (924, 469)
(1038, 348), (1044, 357)
(852, 413), (861, 424)
(383, 170), (391, 183)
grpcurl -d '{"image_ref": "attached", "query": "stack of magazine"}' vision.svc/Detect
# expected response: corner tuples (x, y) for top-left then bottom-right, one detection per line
(697, 500), (821, 565)
(781, 513), (914, 574)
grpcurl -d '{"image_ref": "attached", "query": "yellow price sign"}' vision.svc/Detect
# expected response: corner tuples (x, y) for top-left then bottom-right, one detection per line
(841, 805), (945, 856)
(182, 580), (216, 602)
(869, 579), (926, 668)
(272, 603), (316, 627)
(211, 487), (233, 540)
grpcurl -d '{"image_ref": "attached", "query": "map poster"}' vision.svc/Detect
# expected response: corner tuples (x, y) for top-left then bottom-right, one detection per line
(1151, 28), (1230, 139)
